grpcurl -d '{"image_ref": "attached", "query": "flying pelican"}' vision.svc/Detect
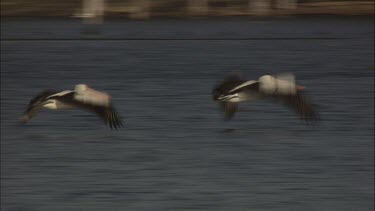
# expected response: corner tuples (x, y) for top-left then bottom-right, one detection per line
(212, 73), (319, 121)
(21, 84), (123, 129)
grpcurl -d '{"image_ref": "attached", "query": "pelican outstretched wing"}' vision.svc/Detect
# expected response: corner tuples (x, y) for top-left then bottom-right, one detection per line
(279, 93), (319, 122)
(89, 104), (123, 129)
(219, 102), (238, 121)
(228, 80), (259, 94)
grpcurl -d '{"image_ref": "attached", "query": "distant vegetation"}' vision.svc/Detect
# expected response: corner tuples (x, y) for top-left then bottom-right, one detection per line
(1, 0), (374, 17)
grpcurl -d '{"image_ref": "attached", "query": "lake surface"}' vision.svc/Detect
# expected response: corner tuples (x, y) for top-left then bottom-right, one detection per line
(1, 17), (374, 211)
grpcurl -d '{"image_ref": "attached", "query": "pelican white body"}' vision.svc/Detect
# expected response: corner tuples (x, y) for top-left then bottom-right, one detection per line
(74, 84), (111, 107)
(259, 74), (296, 95)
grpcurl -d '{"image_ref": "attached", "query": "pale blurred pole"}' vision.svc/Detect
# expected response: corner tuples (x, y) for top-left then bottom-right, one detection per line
(248, 0), (271, 16)
(276, 0), (297, 10)
(187, 0), (208, 17)
(129, 0), (150, 19)
(82, 0), (105, 24)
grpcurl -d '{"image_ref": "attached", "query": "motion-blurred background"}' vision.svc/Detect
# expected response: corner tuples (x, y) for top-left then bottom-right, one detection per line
(1, 1), (374, 211)
(1, 0), (374, 17)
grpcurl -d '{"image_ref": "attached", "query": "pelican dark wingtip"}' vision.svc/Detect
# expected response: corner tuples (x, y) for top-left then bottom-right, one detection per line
(19, 115), (30, 124)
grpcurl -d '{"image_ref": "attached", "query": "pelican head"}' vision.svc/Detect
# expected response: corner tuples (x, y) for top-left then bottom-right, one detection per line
(75, 84), (89, 92)
(212, 90), (222, 101)
(20, 90), (57, 123)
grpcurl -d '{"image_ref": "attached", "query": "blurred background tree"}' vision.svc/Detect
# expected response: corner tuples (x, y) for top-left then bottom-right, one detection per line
(0, 0), (374, 17)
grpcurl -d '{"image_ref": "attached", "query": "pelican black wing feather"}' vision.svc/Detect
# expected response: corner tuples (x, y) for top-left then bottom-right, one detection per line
(90, 105), (122, 129)
(212, 74), (246, 99)
(82, 103), (123, 130)
(280, 93), (319, 122)
(219, 102), (238, 121)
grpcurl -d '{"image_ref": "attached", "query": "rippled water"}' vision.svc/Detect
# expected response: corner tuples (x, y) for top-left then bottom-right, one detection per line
(1, 17), (374, 211)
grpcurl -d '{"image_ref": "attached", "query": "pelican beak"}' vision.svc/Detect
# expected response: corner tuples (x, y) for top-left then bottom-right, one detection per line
(21, 104), (41, 124)
(20, 114), (30, 124)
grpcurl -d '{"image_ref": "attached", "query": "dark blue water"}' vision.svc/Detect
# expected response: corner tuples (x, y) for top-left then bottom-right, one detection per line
(1, 17), (374, 211)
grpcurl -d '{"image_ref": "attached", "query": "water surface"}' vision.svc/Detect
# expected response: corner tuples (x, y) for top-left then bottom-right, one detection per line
(1, 17), (374, 211)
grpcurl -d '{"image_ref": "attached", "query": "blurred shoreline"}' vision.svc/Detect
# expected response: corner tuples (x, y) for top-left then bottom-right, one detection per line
(1, 1), (374, 18)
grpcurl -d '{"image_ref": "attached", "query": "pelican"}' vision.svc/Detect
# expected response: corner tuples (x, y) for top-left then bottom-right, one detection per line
(212, 73), (319, 121)
(21, 84), (123, 129)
